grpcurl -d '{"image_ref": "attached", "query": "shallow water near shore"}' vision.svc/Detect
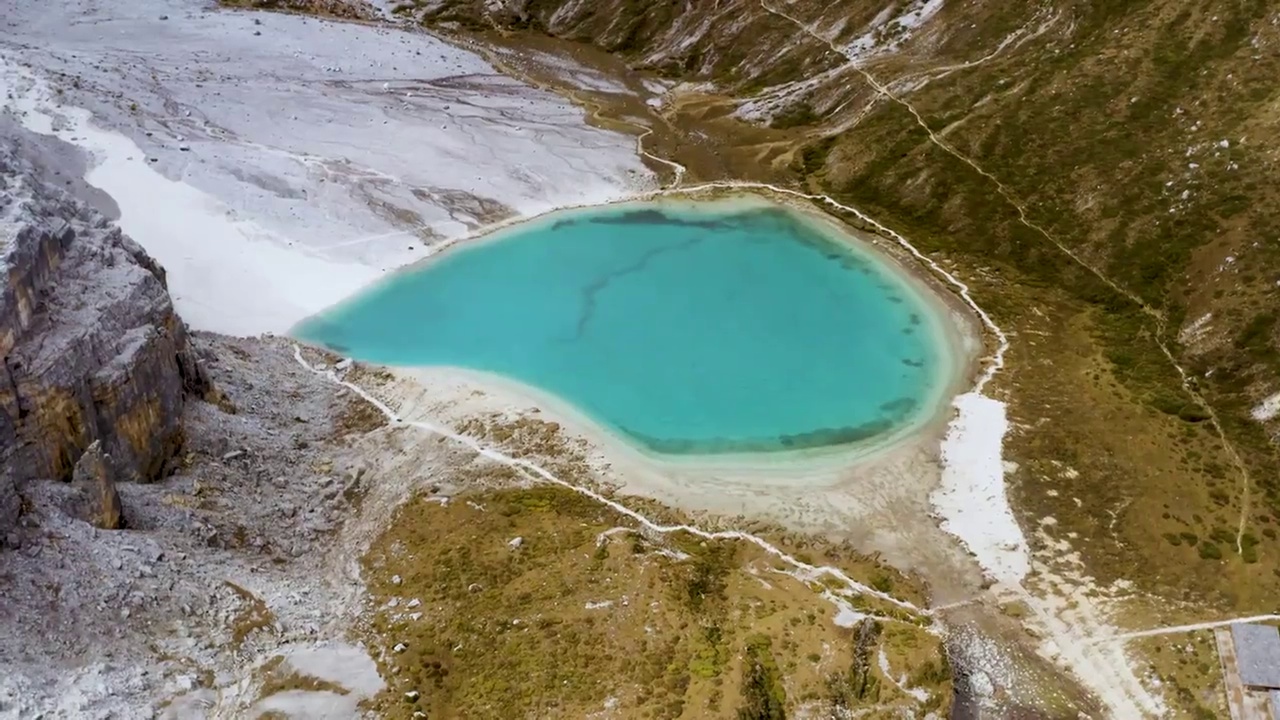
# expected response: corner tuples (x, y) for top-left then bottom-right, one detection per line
(294, 197), (959, 455)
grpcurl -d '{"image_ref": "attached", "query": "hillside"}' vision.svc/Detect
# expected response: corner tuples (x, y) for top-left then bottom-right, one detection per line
(404, 0), (1280, 608)
(370, 1), (1280, 716)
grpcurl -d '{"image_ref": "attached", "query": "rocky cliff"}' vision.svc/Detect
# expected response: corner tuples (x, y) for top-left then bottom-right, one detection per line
(0, 130), (209, 535)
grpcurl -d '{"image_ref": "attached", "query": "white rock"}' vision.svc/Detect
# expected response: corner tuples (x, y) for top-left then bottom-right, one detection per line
(404, 690), (419, 701)
(507, 537), (523, 549)
(407, 598), (421, 608)
(394, 643), (407, 654)
(335, 358), (353, 371)
(391, 575), (402, 585)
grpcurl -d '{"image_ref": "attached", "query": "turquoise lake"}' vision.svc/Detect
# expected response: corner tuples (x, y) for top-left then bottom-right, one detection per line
(294, 199), (957, 455)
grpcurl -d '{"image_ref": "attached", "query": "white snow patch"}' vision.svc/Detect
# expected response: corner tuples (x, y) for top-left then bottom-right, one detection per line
(823, 591), (867, 628)
(584, 600), (614, 610)
(1253, 391), (1280, 421)
(878, 648), (930, 703)
(843, 0), (947, 63)
(1179, 312), (1214, 345)
(931, 393), (1030, 585)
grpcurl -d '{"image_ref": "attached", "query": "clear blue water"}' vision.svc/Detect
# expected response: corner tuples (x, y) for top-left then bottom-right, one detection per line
(294, 200), (955, 455)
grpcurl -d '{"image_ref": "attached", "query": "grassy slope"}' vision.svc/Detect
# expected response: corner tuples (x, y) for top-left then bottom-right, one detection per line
(358, 483), (949, 719)
(813, 0), (1280, 605)
(348, 415), (948, 719)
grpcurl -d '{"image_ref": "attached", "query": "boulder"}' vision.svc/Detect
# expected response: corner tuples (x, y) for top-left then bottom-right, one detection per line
(70, 441), (124, 530)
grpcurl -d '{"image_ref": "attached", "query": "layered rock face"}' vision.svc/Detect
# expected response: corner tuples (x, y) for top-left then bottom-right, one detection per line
(0, 134), (208, 532)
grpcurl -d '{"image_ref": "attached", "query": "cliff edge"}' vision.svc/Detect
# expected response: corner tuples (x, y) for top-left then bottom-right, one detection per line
(0, 125), (209, 536)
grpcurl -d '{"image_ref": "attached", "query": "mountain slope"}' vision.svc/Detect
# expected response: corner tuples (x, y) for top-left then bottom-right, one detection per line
(407, 0), (1280, 604)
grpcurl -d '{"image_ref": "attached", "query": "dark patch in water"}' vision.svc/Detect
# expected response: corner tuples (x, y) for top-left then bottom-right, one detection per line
(584, 208), (736, 230)
(909, 313), (922, 326)
(878, 397), (917, 416)
(901, 358), (925, 368)
(887, 295), (904, 304)
(623, 417), (899, 455)
(902, 328), (915, 335)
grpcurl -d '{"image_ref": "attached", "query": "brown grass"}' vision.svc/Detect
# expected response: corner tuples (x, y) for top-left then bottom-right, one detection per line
(224, 580), (277, 649)
(356, 484), (949, 718)
(255, 655), (351, 700)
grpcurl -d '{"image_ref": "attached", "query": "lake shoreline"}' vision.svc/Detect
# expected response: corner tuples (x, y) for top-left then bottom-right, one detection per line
(293, 193), (982, 471)
(299, 193), (990, 602)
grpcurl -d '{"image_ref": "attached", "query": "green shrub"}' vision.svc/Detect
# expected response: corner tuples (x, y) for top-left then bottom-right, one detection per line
(737, 635), (786, 720)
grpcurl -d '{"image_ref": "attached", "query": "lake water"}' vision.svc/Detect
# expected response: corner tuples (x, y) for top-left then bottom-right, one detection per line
(294, 198), (957, 455)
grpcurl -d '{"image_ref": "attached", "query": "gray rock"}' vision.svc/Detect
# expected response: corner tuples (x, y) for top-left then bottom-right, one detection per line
(0, 129), (213, 518)
(69, 441), (124, 530)
(0, 474), (18, 534)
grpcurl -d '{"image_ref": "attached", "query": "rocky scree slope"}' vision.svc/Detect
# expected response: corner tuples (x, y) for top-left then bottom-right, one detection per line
(0, 131), (211, 537)
(410, 0), (1280, 604)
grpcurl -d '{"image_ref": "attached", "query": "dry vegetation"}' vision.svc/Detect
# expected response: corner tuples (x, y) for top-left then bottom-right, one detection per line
(255, 655), (352, 700)
(225, 580), (278, 649)
(356, 483), (951, 718)
(1130, 632), (1226, 720)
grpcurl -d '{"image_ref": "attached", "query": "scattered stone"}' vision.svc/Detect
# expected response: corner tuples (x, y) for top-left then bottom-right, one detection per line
(507, 536), (523, 550)
(391, 575), (402, 585)
(221, 450), (245, 461)
(406, 598), (420, 609)
(334, 358), (353, 371)
(467, 583), (483, 593)
(404, 690), (419, 701)
(394, 643), (407, 654)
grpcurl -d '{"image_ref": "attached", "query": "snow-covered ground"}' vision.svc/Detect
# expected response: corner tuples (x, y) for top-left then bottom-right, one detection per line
(1253, 390), (1280, 421)
(931, 391), (1030, 585)
(0, 0), (652, 335)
